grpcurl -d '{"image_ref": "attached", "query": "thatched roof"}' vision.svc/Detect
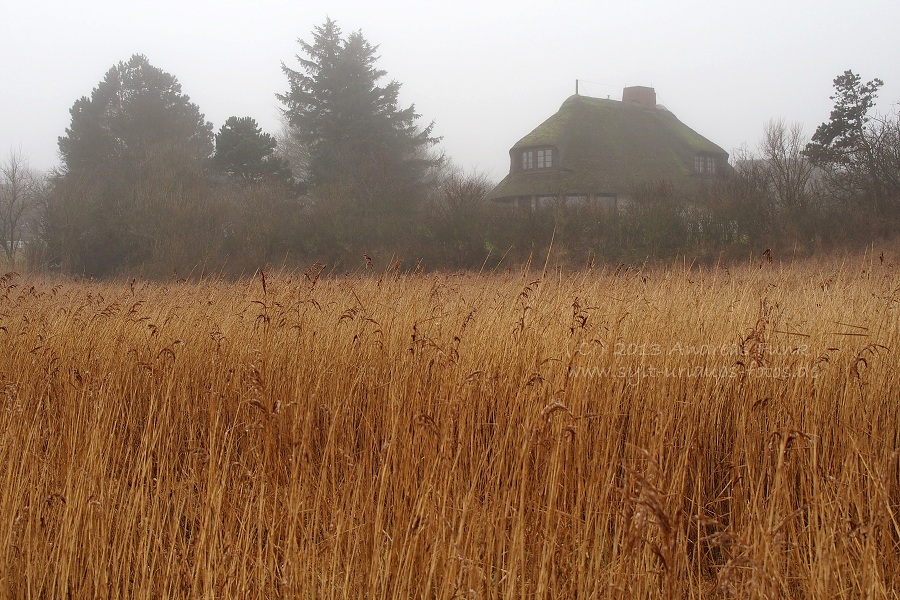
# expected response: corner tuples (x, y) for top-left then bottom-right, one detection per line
(487, 93), (729, 201)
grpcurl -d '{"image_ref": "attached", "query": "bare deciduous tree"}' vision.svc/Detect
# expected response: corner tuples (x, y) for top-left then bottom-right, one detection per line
(0, 149), (41, 267)
(275, 114), (309, 184)
(760, 119), (816, 212)
(427, 166), (493, 267)
(868, 108), (900, 205)
(434, 167), (491, 224)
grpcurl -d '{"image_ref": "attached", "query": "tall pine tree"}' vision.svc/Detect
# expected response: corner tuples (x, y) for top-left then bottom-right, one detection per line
(804, 70), (882, 172)
(804, 70), (899, 212)
(278, 19), (440, 249)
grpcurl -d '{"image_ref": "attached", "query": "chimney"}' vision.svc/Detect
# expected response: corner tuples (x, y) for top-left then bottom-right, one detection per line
(622, 86), (657, 109)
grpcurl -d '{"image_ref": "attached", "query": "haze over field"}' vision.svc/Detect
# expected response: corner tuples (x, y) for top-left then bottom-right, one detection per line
(2, 0), (899, 178)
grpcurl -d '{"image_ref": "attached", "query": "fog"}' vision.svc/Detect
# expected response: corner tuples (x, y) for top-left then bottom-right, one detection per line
(2, 0), (898, 179)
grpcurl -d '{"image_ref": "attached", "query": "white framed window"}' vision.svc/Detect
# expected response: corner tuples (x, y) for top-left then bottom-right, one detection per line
(521, 150), (534, 170)
(537, 148), (553, 168)
(694, 154), (718, 177)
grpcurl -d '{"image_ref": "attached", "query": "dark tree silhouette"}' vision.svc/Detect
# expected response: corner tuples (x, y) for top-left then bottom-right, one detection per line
(214, 116), (293, 186)
(59, 54), (212, 172)
(48, 54), (215, 275)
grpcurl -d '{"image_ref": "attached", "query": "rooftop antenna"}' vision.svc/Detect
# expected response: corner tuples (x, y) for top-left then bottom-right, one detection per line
(576, 79), (579, 95)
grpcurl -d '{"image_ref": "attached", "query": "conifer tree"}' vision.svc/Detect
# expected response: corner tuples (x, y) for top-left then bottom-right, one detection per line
(214, 116), (292, 185)
(804, 70), (899, 211)
(279, 18), (440, 243)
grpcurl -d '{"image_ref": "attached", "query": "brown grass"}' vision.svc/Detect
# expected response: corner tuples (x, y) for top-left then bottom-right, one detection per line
(1, 252), (899, 598)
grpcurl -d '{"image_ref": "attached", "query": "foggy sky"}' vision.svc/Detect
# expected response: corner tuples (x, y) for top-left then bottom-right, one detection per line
(2, 0), (899, 181)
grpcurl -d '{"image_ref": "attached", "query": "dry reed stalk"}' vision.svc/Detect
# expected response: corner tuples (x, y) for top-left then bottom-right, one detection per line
(0, 251), (898, 597)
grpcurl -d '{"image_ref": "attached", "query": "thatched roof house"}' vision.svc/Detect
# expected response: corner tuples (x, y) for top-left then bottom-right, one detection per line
(487, 86), (730, 207)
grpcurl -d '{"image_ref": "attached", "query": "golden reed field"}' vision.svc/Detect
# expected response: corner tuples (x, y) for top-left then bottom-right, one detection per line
(1, 251), (899, 598)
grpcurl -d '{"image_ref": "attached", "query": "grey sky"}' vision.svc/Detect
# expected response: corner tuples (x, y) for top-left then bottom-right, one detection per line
(2, 0), (898, 181)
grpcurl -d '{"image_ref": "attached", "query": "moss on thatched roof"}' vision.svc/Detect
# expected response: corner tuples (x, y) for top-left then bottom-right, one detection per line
(487, 94), (729, 201)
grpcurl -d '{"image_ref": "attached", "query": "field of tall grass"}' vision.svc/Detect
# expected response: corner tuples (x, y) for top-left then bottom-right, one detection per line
(1, 251), (899, 598)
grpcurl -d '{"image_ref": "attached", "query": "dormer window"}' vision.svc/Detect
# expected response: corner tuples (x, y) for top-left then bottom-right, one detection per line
(520, 147), (555, 171)
(694, 154), (718, 177)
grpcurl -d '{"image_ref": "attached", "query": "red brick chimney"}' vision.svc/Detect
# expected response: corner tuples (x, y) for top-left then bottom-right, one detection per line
(622, 86), (657, 109)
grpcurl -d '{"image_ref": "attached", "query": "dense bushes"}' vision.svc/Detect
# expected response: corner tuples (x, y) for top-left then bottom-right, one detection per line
(25, 162), (900, 277)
